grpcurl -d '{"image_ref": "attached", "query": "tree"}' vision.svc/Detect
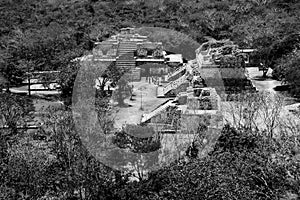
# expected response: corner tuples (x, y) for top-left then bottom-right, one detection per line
(0, 93), (36, 199)
(113, 124), (160, 181)
(41, 107), (115, 199)
(273, 50), (300, 97)
(0, 48), (26, 91)
(224, 92), (281, 132)
(0, 73), (8, 91)
(0, 93), (33, 132)
(4, 139), (55, 199)
(58, 60), (81, 105)
(96, 62), (126, 96)
(108, 124), (300, 200)
(95, 92), (115, 135)
(112, 76), (132, 107)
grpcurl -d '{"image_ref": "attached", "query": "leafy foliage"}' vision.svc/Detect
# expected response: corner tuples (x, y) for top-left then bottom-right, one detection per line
(108, 125), (300, 200)
(273, 50), (300, 96)
(0, 0), (299, 96)
(113, 124), (160, 153)
(0, 0), (300, 199)
(112, 77), (132, 106)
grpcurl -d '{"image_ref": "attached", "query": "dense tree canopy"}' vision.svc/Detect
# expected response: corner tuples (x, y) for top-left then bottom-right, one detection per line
(0, 0), (299, 199)
(1, 0), (299, 81)
(98, 125), (300, 200)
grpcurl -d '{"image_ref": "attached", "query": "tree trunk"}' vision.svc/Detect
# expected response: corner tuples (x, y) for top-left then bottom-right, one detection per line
(6, 82), (10, 93)
(262, 69), (268, 78)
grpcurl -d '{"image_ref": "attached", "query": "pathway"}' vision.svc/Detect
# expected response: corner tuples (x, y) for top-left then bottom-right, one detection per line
(246, 67), (281, 92)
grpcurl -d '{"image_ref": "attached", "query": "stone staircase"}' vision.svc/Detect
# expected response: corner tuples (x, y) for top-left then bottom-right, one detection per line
(117, 41), (137, 57)
(167, 64), (186, 81)
(116, 41), (137, 69)
(162, 75), (188, 96)
(116, 59), (136, 69)
(141, 99), (175, 123)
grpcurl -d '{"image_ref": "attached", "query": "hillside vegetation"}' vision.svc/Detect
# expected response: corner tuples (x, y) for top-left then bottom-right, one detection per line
(0, 0), (300, 94)
(0, 1), (300, 199)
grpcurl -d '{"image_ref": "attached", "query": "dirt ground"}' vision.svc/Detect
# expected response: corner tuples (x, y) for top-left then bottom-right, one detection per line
(246, 67), (281, 92)
(112, 77), (171, 129)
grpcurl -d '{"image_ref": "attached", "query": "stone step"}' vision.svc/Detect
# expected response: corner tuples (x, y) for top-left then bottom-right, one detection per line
(116, 59), (136, 63)
(116, 60), (135, 63)
(156, 86), (165, 98)
(141, 99), (174, 123)
(116, 64), (136, 66)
